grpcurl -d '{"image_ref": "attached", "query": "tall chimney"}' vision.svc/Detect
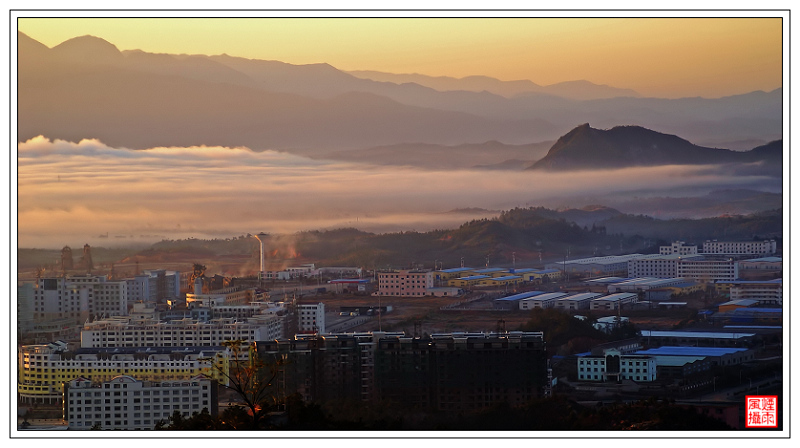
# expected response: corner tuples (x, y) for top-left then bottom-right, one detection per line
(254, 233), (268, 275)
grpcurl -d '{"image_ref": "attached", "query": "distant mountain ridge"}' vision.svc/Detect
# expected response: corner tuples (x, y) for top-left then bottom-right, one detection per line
(347, 70), (641, 100)
(17, 32), (782, 153)
(529, 124), (782, 171)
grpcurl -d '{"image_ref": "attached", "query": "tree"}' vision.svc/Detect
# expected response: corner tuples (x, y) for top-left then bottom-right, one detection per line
(200, 340), (285, 430)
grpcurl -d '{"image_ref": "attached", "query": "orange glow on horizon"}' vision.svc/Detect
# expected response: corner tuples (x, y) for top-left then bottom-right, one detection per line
(17, 16), (783, 99)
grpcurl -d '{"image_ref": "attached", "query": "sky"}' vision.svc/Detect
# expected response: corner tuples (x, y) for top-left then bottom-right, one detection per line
(16, 16), (783, 99)
(11, 12), (788, 250)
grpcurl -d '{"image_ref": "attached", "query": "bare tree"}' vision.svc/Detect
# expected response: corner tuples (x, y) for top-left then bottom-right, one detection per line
(200, 340), (285, 430)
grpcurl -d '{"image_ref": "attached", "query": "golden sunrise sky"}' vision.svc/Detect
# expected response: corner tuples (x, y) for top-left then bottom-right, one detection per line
(17, 16), (783, 99)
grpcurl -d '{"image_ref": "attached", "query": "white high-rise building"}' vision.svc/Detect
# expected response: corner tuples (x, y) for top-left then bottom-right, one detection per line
(297, 303), (325, 334)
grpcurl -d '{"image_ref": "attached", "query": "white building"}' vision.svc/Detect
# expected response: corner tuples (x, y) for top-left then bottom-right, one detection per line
(702, 240), (778, 256)
(377, 270), (434, 297)
(729, 279), (783, 306)
(124, 270), (180, 304)
(590, 293), (638, 310)
(555, 293), (602, 311)
(677, 259), (738, 283)
(660, 241), (698, 255)
(546, 254), (644, 277)
(577, 349), (656, 382)
(519, 292), (567, 310)
(63, 374), (218, 430)
(32, 275), (128, 324)
(607, 277), (689, 293)
(80, 316), (284, 348)
(297, 303), (325, 334)
(627, 254), (703, 278)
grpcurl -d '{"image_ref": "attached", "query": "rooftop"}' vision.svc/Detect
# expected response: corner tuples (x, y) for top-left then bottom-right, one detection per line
(640, 330), (755, 339)
(740, 257), (782, 263)
(496, 291), (545, 301)
(635, 346), (749, 357)
(559, 292), (603, 301)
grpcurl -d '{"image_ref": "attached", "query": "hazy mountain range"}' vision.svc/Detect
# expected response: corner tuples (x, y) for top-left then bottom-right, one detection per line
(18, 32), (781, 154)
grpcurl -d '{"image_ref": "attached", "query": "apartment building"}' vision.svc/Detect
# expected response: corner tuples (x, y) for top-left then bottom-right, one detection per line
(30, 275), (128, 325)
(63, 374), (218, 430)
(80, 315), (284, 349)
(18, 341), (230, 404)
(377, 270), (433, 297)
(124, 270), (181, 304)
(255, 331), (548, 411)
(297, 303), (326, 334)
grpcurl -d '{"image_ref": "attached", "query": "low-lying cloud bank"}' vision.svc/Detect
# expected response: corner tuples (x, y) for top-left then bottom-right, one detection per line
(17, 136), (782, 248)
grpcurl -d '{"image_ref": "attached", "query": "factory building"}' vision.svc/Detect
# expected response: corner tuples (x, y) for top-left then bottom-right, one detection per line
(519, 292), (567, 310)
(702, 240), (778, 256)
(546, 254), (644, 277)
(493, 291), (545, 310)
(590, 292), (638, 310)
(555, 292), (602, 311)
(676, 259), (738, 283)
(447, 274), (491, 288)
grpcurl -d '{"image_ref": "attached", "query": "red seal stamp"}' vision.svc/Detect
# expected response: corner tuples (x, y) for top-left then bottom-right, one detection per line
(745, 395), (778, 428)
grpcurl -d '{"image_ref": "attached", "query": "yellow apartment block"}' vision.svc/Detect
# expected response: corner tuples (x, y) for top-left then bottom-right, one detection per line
(18, 341), (231, 404)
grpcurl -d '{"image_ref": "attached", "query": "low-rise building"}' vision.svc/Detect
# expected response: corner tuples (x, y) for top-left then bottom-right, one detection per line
(728, 279), (783, 305)
(577, 348), (656, 383)
(660, 241), (699, 255)
(448, 275), (490, 288)
(702, 240), (778, 256)
(555, 293), (602, 311)
(590, 293), (638, 310)
(519, 292), (567, 310)
(63, 374), (218, 430)
(737, 257), (782, 280)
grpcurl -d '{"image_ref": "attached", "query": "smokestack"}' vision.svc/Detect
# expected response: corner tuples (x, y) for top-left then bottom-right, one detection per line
(254, 233), (268, 275)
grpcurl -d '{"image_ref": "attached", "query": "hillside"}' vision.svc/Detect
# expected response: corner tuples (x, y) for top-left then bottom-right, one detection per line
(529, 124), (781, 171)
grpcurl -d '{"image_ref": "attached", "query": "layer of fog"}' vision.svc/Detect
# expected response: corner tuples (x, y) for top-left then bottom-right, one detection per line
(17, 136), (782, 249)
